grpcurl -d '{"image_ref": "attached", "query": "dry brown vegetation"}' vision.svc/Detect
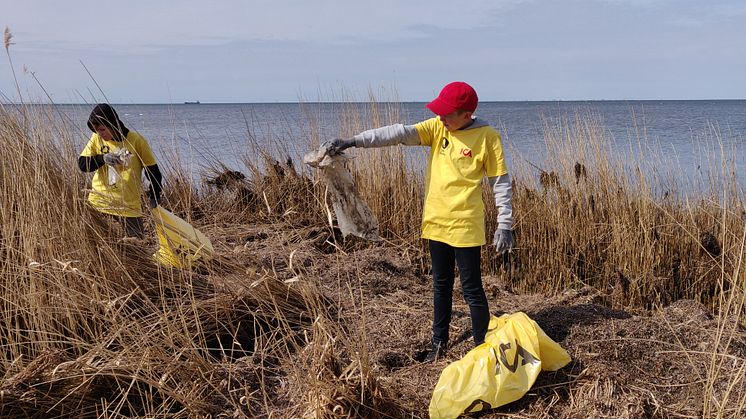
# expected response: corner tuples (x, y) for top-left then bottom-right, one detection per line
(0, 94), (745, 419)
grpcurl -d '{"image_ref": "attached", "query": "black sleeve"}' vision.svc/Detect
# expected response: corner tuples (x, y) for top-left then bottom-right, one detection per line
(144, 164), (163, 197)
(78, 155), (105, 172)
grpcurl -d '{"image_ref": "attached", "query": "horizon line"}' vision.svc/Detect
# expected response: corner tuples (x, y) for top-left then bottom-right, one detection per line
(9, 98), (746, 106)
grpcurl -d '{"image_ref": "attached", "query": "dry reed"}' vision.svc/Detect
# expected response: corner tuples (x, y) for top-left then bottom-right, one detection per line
(0, 84), (743, 417)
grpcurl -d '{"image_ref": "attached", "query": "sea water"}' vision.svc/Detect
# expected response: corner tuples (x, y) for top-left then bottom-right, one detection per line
(49, 100), (745, 196)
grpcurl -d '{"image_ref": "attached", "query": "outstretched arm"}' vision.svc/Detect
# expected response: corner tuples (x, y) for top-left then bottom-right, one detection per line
(352, 124), (421, 148)
(325, 123), (421, 154)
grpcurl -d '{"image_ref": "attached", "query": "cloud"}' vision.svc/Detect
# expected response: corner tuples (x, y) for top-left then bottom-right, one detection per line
(591, 0), (746, 25)
(2, 0), (744, 102)
(4, 0), (525, 51)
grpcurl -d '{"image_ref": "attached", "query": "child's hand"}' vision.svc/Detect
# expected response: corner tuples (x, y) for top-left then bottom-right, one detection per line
(321, 138), (356, 156)
(103, 153), (124, 166)
(147, 188), (161, 209)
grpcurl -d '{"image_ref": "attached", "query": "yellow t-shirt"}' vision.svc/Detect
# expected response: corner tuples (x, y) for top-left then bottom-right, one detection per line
(80, 131), (157, 217)
(415, 117), (508, 247)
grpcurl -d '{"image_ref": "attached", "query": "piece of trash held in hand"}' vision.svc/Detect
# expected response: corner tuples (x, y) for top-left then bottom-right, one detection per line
(107, 149), (133, 186)
(303, 145), (381, 242)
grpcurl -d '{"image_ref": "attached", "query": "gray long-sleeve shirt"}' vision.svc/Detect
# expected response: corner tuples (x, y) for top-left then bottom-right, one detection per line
(352, 119), (514, 231)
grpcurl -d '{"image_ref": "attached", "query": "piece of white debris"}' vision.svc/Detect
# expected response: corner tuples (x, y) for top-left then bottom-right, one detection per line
(303, 144), (381, 242)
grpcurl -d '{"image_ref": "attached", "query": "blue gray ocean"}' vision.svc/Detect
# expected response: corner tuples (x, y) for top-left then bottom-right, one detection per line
(52, 101), (745, 196)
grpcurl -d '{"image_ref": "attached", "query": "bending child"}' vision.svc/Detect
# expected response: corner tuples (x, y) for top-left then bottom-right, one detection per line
(78, 103), (163, 238)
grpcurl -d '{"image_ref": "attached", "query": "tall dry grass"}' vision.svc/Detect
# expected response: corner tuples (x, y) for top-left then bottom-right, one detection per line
(201, 95), (745, 414)
(0, 77), (743, 416)
(227, 97), (746, 415)
(478, 112), (745, 310)
(0, 103), (323, 416)
(278, 102), (743, 311)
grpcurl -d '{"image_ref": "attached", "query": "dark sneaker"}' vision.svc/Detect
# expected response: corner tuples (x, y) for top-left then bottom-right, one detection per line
(423, 342), (447, 363)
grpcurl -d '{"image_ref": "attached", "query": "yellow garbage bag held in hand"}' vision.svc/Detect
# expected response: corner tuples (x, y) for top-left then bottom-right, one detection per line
(429, 312), (571, 419)
(151, 206), (214, 268)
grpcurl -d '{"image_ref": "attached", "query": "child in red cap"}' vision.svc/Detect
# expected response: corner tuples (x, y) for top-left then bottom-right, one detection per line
(324, 81), (514, 363)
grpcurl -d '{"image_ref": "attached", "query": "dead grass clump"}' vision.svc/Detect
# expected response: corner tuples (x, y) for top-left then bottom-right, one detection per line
(0, 349), (196, 417)
(573, 161), (587, 183)
(205, 169), (246, 189)
(700, 231), (722, 257)
(539, 170), (561, 190)
(562, 299), (746, 417)
(289, 318), (411, 418)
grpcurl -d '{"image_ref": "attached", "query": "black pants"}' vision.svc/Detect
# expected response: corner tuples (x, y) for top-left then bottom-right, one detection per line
(430, 240), (489, 347)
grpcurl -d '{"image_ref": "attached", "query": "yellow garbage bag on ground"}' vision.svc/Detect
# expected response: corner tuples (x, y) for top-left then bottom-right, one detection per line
(429, 312), (571, 419)
(151, 206), (214, 268)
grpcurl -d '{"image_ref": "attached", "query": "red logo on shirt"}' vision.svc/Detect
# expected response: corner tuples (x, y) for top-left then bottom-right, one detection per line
(460, 148), (473, 158)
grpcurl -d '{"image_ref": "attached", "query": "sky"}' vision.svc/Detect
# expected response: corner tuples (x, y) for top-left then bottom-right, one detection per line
(2, 0), (745, 103)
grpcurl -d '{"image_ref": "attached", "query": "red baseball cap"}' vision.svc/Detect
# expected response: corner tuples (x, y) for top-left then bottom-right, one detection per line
(426, 81), (478, 116)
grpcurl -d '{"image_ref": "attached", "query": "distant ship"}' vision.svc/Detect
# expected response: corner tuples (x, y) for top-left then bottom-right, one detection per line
(184, 100), (200, 104)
